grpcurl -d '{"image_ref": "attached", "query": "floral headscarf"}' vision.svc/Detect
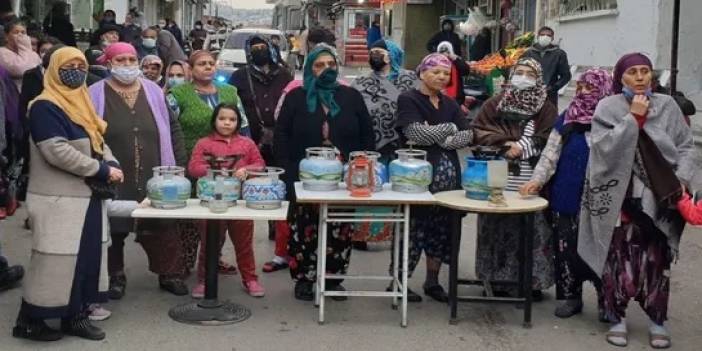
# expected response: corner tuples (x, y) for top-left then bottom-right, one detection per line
(497, 57), (548, 117)
(564, 68), (613, 125)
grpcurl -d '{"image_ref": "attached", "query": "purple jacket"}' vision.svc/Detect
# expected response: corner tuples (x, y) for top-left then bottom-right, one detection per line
(89, 78), (176, 166)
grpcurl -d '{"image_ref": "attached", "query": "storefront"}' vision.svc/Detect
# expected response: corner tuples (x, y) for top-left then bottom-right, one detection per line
(331, 0), (381, 65)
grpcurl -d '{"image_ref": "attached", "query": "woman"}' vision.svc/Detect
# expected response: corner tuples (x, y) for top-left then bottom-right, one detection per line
(578, 53), (695, 349)
(168, 50), (250, 155)
(0, 19), (42, 90)
(520, 68), (613, 318)
(472, 57), (558, 299)
(394, 53), (473, 302)
(89, 43), (188, 300)
(164, 59), (190, 93)
(13, 47), (122, 342)
(351, 39), (418, 161)
(168, 50), (249, 276)
(140, 54), (164, 86)
(274, 44), (374, 301)
(436, 41), (470, 106)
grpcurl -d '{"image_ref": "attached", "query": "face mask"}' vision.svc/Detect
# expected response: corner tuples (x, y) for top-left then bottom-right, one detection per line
(168, 77), (185, 87)
(142, 38), (156, 49)
(58, 68), (87, 89)
(195, 25), (202, 30)
(443, 24), (452, 31)
(622, 86), (653, 101)
(537, 35), (553, 47)
(104, 16), (114, 22)
(369, 52), (386, 71)
(111, 65), (141, 84)
(251, 49), (270, 66)
(511, 74), (537, 90)
(317, 68), (338, 85)
(159, 23), (167, 29)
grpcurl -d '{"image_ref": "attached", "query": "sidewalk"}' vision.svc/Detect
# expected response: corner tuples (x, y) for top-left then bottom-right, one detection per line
(2, 205), (702, 350)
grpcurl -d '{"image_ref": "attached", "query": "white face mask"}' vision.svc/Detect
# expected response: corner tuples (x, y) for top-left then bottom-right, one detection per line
(537, 35), (553, 47)
(511, 74), (536, 90)
(111, 65), (141, 84)
(142, 38), (156, 49)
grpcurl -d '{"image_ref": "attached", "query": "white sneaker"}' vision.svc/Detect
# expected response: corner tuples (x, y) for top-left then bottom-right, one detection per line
(88, 304), (112, 321)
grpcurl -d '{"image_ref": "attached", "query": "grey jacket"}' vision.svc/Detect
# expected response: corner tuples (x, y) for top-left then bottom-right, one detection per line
(578, 94), (697, 275)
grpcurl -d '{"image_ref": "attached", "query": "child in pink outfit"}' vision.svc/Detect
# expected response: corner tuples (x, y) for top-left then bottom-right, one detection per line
(188, 103), (266, 298)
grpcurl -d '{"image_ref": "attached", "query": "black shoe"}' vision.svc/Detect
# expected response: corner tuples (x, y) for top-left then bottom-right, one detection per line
(159, 276), (188, 296)
(13, 317), (63, 342)
(554, 299), (584, 318)
(531, 290), (544, 302)
(386, 286), (423, 302)
(352, 241), (368, 251)
(328, 284), (348, 301)
(108, 274), (126, 300)
(294, 280), (314, 301)
(0, 265), (24, 291)
(61, 315), (105, 341)
(423, 284), (449, 303)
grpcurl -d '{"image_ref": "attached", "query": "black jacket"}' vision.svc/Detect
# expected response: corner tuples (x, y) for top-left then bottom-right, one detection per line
(229, 66), (293, 145)
(274, 85), (375, 197)
(522, 44), (571, 103)
(426, 19), (463, 57)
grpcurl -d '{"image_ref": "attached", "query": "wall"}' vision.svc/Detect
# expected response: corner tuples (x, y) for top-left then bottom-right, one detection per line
(403, 1), (443, 68)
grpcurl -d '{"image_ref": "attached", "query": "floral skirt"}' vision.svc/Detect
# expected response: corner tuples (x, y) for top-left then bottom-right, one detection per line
(601, 220), (671, 324)
(476, 212), (554, 292)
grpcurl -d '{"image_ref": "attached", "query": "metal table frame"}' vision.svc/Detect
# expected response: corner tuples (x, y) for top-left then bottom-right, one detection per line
(434, 191), (548, 328)
(294, 182), (435, 327)
(132, 199), (289, 326)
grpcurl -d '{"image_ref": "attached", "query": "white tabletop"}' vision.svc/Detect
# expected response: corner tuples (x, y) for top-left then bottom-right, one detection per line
(132, 199), (289, 220)
(294, 182), (436, 205)
(434, 190), (548, 214)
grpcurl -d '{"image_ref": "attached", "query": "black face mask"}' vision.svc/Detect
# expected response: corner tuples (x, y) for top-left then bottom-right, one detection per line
(251, 48), (270, 66)
(369, 52), (386, 71)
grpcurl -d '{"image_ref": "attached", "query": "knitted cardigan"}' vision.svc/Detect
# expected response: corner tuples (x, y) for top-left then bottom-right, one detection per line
(169, 82), (239, 155)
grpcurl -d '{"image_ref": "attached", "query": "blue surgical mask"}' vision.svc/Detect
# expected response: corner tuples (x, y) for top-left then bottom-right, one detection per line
(622, 86), (653, 101)
(168, 77), (185, 87)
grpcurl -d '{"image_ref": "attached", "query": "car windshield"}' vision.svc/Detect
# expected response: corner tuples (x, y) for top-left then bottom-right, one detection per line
(223, 32), (288, 51)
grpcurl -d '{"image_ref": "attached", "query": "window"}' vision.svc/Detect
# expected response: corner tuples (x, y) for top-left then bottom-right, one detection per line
(559, 0), (618, 17)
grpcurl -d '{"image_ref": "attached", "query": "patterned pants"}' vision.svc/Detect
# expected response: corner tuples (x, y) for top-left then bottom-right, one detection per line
(601, 221), (671, 324)
(552, 212), (602, 301)
(288, 204), (353, 283)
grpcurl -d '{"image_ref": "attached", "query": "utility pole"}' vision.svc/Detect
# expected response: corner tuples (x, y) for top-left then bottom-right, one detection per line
(670, 0), (680, 93)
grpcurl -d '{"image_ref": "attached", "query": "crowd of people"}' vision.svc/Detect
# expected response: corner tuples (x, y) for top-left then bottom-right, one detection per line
(0, 3), (698, 350)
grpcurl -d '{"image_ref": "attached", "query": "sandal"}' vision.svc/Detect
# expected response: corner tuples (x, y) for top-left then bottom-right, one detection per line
(649, 332), (672, 349)
(218, 261), (238, 275)
(605, 330), (628, 347)
(262, 261), (288, 273)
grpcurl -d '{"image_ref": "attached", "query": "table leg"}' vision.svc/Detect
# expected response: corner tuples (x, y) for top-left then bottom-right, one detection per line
(168, 220), (251, 326)
(318, 204), (328, 325)
(522, 214), (534, 328)
(449, 210), (462, 325)
(401, 205), (409, 328)
(391, 205), (401, 310)
(315, 205), (324, 308)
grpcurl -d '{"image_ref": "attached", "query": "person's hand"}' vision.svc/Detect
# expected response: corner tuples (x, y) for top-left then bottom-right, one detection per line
(234, 168), (247, 181)
(504, 141), (523, 159)
(448, 53), (458, 61)
(519, 181), (542, 197)
(630, 95), (650, 116)
(138, 198), (151, 208)
(108, 167), (124, 183)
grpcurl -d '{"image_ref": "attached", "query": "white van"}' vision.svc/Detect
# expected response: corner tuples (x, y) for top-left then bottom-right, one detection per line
(215, 28), (289, 82)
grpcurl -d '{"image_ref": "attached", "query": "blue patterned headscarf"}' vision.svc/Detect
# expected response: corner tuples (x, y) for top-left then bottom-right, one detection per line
(385, 40), (404, 81)
(303, 44), (341, 117)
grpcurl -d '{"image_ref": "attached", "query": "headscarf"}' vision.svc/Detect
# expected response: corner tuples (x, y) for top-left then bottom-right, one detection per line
(436, 41), (455, 56)
(31, 47), (107, 154)
(416, 53), (452, 74)
(140, 54), (163, 70)
(303, 44), (340, 118)
(612, 52), (652, 94)
(165, 59), (191, 81)
(385, 40), (405, 81)
(97, 42), (138, 65)
(564, 68), (613, 125)
(497, 57), (548, 117)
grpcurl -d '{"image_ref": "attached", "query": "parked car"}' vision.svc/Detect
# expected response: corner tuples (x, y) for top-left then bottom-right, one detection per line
(215, 28), (289, 82)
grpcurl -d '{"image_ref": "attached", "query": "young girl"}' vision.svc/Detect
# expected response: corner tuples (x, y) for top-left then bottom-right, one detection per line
(188, 103), (266, 298)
